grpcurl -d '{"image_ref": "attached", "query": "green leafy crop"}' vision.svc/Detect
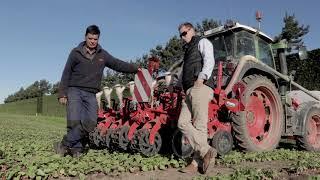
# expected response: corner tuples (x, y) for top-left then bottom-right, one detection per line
(0, 113), (185, 179)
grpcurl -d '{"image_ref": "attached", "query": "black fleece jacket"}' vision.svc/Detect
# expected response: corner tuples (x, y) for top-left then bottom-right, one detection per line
(58, 42), (138, 98)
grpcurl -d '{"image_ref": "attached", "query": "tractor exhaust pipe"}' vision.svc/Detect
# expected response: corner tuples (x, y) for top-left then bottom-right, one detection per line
(103, 86), (113, 109)
(278, 49), (288, 101)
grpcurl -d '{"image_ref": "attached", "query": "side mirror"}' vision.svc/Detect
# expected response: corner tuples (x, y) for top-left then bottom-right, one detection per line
(298, 46), (308, 60)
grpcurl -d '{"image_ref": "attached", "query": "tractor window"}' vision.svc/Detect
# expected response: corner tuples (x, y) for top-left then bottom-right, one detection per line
(258, 39), (274, 67)
(209, 33), (233, 61)
(235, 31), (255, 58)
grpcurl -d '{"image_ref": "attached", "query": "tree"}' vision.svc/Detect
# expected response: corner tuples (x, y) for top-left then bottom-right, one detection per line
(15, 87), (25, 100)
(102, 69), (120, 87)
(4, 95), (14, 103)
(39, 79), (51, 95)
(25, 81), (40, 98)
(156, 36), (184, 71)
(275, 13), (309, 48)
(196, 18), (221, 33)
(50, 82), (60, 95)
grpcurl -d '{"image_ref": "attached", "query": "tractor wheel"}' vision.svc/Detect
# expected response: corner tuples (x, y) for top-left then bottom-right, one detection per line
(129, 131), (140, 153)
(297, 102), (320, 151)
(88, 127), (102, 148)
(110, 127), (121, 147)
(171, 129), (194, 158)
(109, 127), (120, 150)
(210, 131), (233, 156)
(103, 128), (113, 149)
(138, 129), (162, 157)
(232, 75), (284, 151)
(118, 125), (130, 151)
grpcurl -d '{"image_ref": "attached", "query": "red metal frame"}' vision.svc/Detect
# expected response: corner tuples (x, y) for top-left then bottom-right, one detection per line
(93, 58), (244, 155)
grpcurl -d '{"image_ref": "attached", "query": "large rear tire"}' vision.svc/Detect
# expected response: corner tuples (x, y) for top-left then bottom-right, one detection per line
(297, 102), (320, 151)
(232, 75), (284, 151)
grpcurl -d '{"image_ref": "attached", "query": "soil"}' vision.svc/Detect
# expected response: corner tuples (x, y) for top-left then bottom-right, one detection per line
(81, 160), (318, 180)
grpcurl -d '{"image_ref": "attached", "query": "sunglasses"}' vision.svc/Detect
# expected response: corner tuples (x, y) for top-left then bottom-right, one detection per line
(179, 31), (188, 38)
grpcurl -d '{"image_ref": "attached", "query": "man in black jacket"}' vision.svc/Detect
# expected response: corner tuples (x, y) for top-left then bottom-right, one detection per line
(177, 22), (217, 174)
(54, 25), (139, 157)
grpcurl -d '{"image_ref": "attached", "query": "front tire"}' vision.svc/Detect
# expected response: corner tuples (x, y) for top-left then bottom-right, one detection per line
(297, 102), (320, 151)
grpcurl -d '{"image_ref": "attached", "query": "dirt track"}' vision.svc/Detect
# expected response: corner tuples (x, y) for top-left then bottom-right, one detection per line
(83, 160), (318, 180)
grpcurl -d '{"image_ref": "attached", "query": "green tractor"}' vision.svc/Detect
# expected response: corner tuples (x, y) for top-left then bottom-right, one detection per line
(170, 20), (320, 153)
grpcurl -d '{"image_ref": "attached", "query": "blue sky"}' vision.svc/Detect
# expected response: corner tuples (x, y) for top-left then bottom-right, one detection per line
(0, 0), (319, 103)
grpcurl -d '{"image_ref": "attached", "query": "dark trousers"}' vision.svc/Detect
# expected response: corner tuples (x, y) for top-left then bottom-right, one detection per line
(62, 87), (98, 149)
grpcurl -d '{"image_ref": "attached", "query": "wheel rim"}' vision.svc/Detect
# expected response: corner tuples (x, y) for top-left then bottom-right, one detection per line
(246, 86), (280, 147)
(306, 114), (320, 148)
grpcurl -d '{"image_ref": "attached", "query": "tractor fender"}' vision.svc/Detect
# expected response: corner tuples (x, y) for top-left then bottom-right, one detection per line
(239, 62), (279, 87)
(225, 55), (279, 95)
(288, 90), (320, 104)
(296, 101), (320, 135)
(230, 63), (279, 97)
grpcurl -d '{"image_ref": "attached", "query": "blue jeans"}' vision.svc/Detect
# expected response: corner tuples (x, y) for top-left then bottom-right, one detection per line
(62, 87), (98, 149)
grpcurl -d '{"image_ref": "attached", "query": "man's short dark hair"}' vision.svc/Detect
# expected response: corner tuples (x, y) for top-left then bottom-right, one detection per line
(85, 25), (100, 36)
(178, 22), (194, 31)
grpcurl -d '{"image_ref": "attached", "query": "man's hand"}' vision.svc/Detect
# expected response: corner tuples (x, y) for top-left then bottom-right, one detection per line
(194, 79), (204, 87)
(59, 97), (68, 105)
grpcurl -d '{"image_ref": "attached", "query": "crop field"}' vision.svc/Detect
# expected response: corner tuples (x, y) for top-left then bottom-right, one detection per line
(1, 113), (320, 179)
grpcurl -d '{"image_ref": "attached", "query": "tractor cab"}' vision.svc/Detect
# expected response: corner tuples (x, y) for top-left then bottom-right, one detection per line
(203, 22), (275, 68)
(197, 21), (279, 89)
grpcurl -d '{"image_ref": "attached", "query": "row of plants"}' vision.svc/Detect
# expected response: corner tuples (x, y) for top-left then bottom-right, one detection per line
(0, 113), (185, 179)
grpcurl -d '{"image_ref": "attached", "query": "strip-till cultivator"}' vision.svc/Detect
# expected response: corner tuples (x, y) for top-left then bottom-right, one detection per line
(89, 56), (236, 157)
